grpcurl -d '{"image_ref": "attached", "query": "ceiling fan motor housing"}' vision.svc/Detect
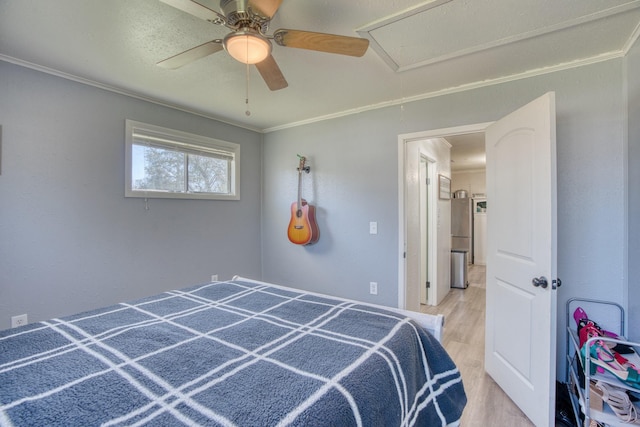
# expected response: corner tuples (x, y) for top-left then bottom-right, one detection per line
(220, 0), (270, 32)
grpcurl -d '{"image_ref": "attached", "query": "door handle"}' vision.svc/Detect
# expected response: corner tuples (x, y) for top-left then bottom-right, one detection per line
(532, 276), (548, 289)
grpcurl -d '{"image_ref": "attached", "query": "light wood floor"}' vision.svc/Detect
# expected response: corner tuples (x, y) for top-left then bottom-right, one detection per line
(421, 265), (534, 426)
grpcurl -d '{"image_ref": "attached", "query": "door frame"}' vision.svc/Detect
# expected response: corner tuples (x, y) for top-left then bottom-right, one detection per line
(397, 122), (492, 310)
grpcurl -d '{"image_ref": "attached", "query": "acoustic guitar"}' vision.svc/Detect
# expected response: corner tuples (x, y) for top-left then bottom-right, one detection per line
(287, 156), (319, 245)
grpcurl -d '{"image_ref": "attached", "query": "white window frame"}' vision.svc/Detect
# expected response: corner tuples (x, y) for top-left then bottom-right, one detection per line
(125, 120), (240, 200)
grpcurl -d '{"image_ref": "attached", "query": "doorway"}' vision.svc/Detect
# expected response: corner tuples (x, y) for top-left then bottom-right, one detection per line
(397, 122), (491, 311)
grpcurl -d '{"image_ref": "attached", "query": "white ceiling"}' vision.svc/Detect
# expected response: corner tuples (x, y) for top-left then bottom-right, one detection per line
(446, 133), (486, 172)
(1, 0), (639, 136)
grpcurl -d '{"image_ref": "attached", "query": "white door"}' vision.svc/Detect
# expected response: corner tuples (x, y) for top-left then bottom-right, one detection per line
(485, 92), (557, 426)
(420, 159), (428, 305)
(403, 141), (423, 312)
(401, 140), (441, 310)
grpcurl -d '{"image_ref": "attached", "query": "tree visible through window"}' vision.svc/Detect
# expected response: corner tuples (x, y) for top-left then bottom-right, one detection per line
(125, 120), (240, 200)
(187, 153), (229, 193)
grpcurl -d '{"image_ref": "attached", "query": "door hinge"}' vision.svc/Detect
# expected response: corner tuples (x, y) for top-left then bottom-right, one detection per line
(552, 278), (562, 290)
(403, 252), (406, 259)
(426, 281), (431, 289)
(426, 178), (430, 185)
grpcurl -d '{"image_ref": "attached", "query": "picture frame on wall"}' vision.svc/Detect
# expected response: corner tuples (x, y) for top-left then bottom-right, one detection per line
(439, 174), (451, 199)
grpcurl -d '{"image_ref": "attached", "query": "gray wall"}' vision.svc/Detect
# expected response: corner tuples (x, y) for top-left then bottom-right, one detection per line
(261, 109), (406, 304)
(262, 59), (629, 376)
(628, 38), (640, 342)
(0, 62), (263, 327)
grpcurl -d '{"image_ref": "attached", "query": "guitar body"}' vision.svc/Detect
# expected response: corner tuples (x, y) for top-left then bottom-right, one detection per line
(287, 198), (319, 245)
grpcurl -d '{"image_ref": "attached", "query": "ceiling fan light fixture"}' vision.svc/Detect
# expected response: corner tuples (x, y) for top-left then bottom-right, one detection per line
(224, 31), (271, 64)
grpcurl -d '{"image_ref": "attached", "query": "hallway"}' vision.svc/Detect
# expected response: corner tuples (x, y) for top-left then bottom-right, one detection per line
(421, 265), (534, 426)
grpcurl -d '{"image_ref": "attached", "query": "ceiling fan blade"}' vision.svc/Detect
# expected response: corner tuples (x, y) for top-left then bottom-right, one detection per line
(248, 0), (283, 19)
(255, 55), (288, 91)
(273, 29), (369, 57)
(157, 41), (224, 69)
(159, 0), (225, 23)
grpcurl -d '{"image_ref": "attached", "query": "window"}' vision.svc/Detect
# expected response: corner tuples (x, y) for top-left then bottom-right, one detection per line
(125, 120), (239, 200)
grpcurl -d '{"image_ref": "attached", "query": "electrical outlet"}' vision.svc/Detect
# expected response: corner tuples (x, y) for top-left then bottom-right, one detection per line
(369, 282), (378, 295)
(211, 274), (218, 282)
(11, 314), (28, 328)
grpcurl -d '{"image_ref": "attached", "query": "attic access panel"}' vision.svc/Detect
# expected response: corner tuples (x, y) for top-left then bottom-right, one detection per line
(357, 0), (640, 72)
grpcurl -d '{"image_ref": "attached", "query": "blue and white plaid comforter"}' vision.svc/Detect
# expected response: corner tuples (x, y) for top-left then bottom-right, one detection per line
(0, 278), (466, 426)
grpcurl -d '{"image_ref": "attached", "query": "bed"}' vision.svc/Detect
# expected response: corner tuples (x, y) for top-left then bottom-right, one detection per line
(0, 276), (466, 426)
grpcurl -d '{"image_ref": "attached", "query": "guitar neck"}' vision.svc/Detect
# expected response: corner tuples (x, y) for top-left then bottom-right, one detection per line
(297, 171), (303, 209)
(296, 157), (305, 210)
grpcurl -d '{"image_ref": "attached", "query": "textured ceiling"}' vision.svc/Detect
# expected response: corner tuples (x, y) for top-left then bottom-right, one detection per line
(446, 133), (486, 171)
(1, 0), (639, 134)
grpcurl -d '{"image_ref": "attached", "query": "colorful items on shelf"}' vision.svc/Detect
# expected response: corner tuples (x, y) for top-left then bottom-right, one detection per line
(574, 307), (640, 390)
(573, 306), (640, 425)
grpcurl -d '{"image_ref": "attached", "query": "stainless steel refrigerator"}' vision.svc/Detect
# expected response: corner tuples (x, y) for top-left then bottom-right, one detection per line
(451, 198), (472, 253)
(451, 198), (472, 288)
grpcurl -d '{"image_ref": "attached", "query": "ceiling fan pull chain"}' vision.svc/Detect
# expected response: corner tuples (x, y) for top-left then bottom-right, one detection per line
(245, 61), (251, 116)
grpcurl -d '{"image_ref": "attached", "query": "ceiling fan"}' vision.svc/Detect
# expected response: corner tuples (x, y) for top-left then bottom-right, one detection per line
(157, 0), (370, 91)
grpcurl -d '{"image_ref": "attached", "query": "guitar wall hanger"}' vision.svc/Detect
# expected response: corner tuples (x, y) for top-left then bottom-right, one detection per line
(297, 154), (310, 174)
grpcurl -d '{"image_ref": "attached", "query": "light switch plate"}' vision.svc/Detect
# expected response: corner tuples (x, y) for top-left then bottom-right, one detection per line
(369, 221), (378, 234)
